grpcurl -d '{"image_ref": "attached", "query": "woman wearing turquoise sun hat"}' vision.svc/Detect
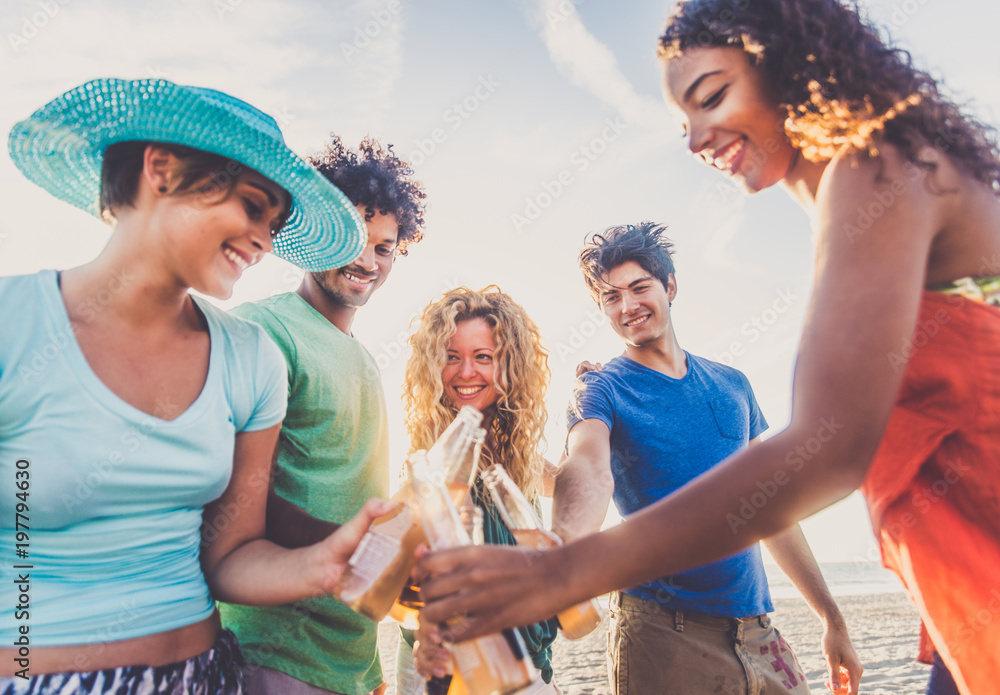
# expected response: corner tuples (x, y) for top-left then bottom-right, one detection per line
(0, 78), (396, 694)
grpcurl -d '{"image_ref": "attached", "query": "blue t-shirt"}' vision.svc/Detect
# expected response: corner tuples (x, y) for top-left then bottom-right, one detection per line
(567, 352), (773, 617)
(0, 270), (287, 645)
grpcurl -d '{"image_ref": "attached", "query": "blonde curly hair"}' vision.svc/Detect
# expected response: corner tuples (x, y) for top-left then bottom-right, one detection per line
(403, 286), (550, 499)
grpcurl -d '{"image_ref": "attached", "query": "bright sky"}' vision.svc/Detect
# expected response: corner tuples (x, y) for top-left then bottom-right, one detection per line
(3, 0), (999, 564)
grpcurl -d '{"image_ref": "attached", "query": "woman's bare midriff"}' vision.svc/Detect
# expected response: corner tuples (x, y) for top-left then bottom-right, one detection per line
(0, 612), (221, 678)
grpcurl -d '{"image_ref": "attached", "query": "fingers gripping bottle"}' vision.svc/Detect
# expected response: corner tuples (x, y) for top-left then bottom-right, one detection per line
(390, 411), (486, 628)
(412, 455), (537, 695)
(334, 454), (429, 622)
(482, 464), (605, 641)
(336, 407), (484, 622)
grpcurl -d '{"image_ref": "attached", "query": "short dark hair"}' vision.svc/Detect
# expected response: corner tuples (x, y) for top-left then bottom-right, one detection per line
(308, 136), (426, 256)
(99, 141), (291, 229)
(579, 222), (676, 304)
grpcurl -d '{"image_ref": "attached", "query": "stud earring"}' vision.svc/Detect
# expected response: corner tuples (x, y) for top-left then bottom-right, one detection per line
(158, 185), (167, 193)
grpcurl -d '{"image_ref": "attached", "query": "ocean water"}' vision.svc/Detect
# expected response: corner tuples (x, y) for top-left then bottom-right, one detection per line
(766, 560), (906, 599)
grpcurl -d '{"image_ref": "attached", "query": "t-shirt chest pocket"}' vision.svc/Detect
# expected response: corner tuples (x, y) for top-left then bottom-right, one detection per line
(708, 397), (746, 440)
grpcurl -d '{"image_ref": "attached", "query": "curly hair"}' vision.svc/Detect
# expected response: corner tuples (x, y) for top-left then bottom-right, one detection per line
(308, 135), (426, 255)
(659, 0), (1000, 191)
(403, 286), (550, 499)
(580, 222), (676, 305)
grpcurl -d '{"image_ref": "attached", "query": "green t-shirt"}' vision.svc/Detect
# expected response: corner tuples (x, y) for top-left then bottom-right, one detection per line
(219, 293), (389, 694)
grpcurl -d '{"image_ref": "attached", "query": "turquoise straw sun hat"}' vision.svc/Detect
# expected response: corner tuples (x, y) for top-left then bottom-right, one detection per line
(8, 78), (366, 272)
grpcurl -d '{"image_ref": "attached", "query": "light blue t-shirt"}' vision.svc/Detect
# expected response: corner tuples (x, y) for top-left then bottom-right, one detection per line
(568, 352), (773, 617)
(0, 270), (286, 646)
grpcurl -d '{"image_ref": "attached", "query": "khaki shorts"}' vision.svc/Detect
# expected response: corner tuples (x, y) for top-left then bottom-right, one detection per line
(607, 592), (811, 695)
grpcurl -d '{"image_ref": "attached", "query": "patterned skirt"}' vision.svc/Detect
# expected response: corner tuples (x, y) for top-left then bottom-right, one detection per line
(0, 629), (243, 695)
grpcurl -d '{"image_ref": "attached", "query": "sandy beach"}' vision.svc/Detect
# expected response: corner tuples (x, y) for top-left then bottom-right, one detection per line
(378, 592), (930, 694)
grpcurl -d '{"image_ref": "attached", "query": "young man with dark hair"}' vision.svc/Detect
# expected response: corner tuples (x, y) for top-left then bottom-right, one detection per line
(553, 222), (862, 694)
(219, 136), (426, 695)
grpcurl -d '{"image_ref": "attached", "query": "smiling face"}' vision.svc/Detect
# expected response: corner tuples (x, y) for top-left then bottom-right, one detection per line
(310, 205), (398, 309)
(441, 317), (499, 413)
(664, 46), (799, 193)
(599, 260), (676, 348)
(163, 167), (286, 300)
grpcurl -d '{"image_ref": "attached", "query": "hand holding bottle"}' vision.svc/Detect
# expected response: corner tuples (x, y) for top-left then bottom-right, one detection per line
(311, 497), (401, 595)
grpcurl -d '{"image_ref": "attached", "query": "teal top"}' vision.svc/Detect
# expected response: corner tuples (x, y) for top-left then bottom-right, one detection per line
(471, 478), (559, 683)
(218, 292), (389, 695)
(0, 271), (287, 645)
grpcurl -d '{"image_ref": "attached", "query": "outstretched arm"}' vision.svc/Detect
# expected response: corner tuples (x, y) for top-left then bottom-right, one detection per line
(764, 525), (863, 694)
(551, 418), (613, 542)
(418, 145), (944, 640)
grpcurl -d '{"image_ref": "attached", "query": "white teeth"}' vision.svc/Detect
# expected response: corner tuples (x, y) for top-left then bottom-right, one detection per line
(625, 315), (650, 327)
(713, 139), (744, 170)
(223, 247), (248, 271)
(456, 386), (485, 395)
(345, 272), (374, 284)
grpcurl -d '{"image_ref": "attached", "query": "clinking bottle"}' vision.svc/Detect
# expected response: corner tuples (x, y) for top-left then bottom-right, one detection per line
(412, 455), (537, 695)
(425, 503), (484, 695)
(391, 424), (486, 630)
(336, 407), (484, 622)
(481, 464), (605, 641)
(389, 416), (486, 630)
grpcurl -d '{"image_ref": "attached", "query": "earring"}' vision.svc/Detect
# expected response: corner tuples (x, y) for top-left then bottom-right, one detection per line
(158, 185), (167, 193)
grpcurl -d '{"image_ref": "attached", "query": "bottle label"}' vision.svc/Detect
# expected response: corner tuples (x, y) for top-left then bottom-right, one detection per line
(345, 511), (410, 584)
(450, 640), (483, 672)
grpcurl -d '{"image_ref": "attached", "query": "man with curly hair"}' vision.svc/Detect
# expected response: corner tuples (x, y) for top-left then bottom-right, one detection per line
(553, 223), (862, 695)
(219, 136), (426, 695)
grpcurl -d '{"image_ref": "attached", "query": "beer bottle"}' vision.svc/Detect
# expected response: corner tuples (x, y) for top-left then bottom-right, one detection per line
(412, 456), (537, 695)
(391, 413), (486, 628)
(338, 408), (484, 622)
(481, 464), (605, 640)
(424, 503), (485, 695)
(427, 407), (485, 486)
(445, 425), (486, 508)
(334, 453), (430, 622)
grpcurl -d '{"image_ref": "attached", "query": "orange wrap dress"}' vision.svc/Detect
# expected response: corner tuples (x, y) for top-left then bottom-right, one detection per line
(860, 286), (1000, 695)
